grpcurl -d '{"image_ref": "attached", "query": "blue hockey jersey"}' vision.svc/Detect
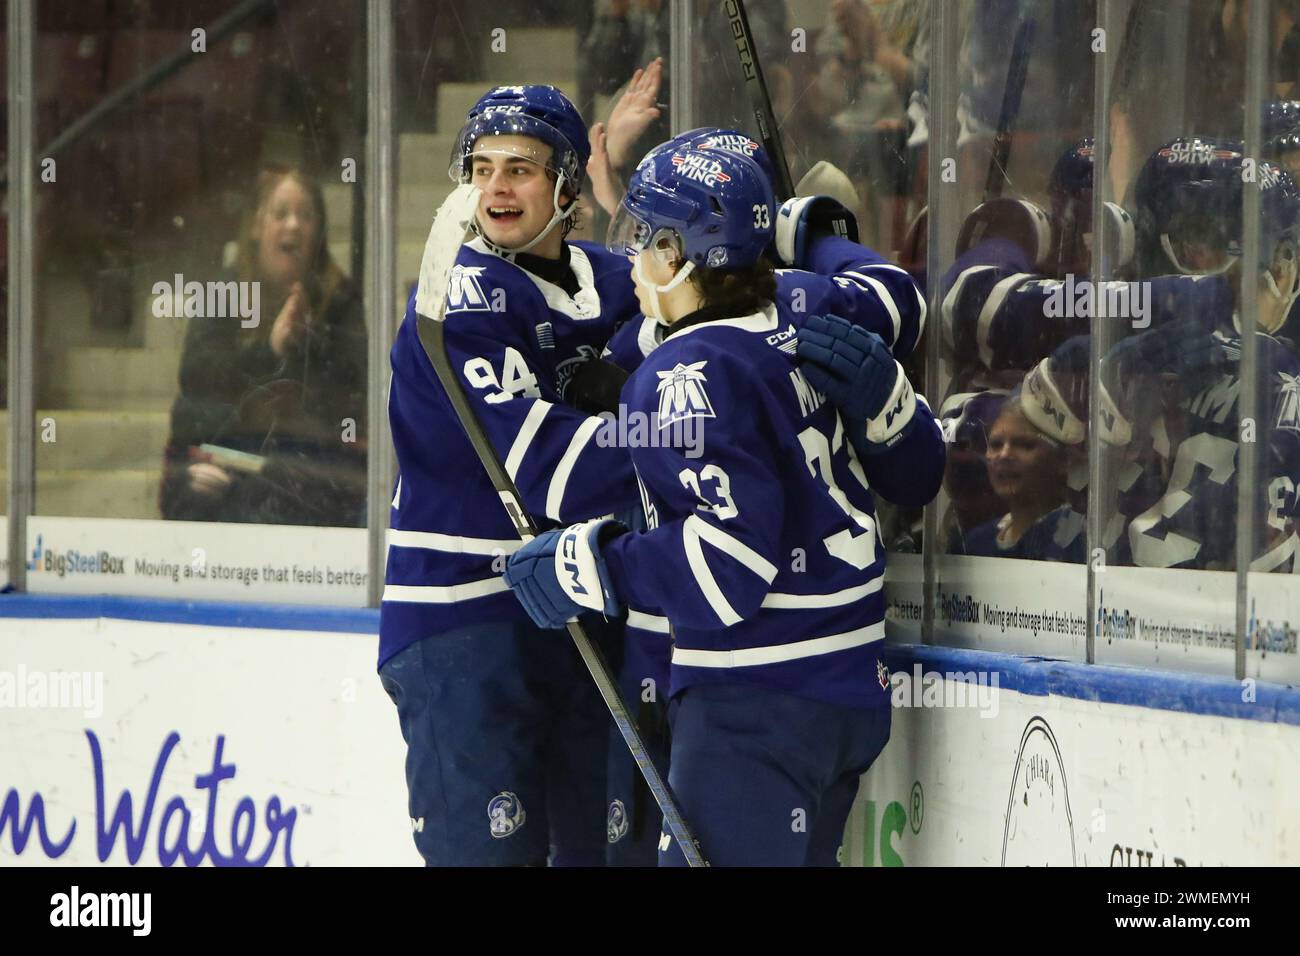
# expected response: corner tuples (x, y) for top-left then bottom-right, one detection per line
(959, 505), (1087, 563)
(379, 237), (643, 667)
(601, 303), (945, 711)
(604, 235), (927, 373)
(939, 239), (1232, 374)
(1128, 331), (1300, 571)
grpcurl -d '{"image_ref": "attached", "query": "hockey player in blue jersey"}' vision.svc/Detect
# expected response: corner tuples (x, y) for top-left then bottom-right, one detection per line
(1100, 137), (1300, 571)
(586, 126), (929, 865)
(503, 145), (945, 866)
(380, 91), (929, 866)
(380, 85), (648, 867)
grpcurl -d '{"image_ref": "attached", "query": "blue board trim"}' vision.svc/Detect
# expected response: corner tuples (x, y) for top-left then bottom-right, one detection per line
(0, 592), (378, 634)
(881, 643), (1300, 727)
(1, 593), (1296, 725)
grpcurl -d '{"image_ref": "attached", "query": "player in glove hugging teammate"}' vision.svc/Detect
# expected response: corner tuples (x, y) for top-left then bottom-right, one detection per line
(504, 145), (946, 866)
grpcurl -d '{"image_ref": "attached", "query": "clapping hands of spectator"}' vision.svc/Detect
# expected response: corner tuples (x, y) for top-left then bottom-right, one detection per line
(269, 281), (313, 358)
(588, 122), (622, 217)
(604, 57), (663, 170)
(588, 57), (664, 216)
(187, 462), (233, 498)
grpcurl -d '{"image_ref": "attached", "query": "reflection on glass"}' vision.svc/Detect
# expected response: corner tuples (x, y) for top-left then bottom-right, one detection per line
(31, 1), (367, 525)
(159, 166), (367, 527)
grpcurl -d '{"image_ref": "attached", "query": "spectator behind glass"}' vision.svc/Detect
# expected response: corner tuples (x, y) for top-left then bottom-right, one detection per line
(959, 397), (1083, 562)
(810, 0), (929, 251)
(159, 166), (367, 527)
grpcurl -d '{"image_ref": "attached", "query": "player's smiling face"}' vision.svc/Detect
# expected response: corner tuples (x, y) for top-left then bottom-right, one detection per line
(469, 135), (560, 250)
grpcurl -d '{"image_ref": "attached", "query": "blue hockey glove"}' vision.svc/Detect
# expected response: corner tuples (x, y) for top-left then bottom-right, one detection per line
(796, 312), (917, 453)
(1100, 313), (1232, 444)
(775, 195), (859, 269)
(504, 519), (625, 629)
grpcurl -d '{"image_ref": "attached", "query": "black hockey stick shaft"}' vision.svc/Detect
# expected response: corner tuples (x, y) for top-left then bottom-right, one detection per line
(983, 16), (1038, 201)
(724, 0), (796, 201)
(416, 310), (708, 868)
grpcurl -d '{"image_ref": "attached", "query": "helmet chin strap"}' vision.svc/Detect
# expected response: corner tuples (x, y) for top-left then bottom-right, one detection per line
(1160, 234), (1236, 277)
(474, 174), (576, 257)
(634, 252), (695, 323)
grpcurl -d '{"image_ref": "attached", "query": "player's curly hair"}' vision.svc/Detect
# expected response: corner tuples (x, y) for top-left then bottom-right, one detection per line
(560, 194), (582, 239)
(688, 256), (778, 313)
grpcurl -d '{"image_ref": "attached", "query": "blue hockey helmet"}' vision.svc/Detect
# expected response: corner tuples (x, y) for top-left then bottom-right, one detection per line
(1134, 136), (1300, 276)
(448, 85), (590, 254)
(1049, 137), (1095, 208)
(1048, 137), (1135, 274)
(607, 145), (776, 271)
(448, 85), (590, 196)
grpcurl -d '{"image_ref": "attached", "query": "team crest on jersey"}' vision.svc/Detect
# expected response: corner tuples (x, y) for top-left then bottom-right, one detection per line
(446, 264), (492, 313)
(1277, 372), (1300, 432)
(607, 800), (629, 843)
(556, 344), (602, 397)
(656, 361), (717, 427)
(487, 791), (526, 838)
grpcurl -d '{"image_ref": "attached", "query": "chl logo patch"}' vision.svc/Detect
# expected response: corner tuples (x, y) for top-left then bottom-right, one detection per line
(656, 361), (717, 429)
(487, 791), (526, 838)
(877, 659), (891, 691)
(607, 800), (629, 843)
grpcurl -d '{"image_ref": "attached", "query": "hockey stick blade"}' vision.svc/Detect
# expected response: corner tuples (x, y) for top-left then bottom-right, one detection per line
(410, 186), (708, 867)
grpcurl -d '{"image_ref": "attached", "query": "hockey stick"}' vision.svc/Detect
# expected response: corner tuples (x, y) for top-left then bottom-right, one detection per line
(724, 0), (857, 244)
(723, 0), (796, 200)
(983, 15), (1038, 202)
(411, 184), (708, 867)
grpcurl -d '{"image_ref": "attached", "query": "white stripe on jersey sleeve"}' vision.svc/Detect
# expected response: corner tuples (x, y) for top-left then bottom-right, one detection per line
(686, 514), (779, 583)
(545, 416), (603, 520)
(760, 576), (883, 609)
(382, 577), (510, 603)
(940, 264), (997, 352)
(682, 518), (742, 626)
(672, 620), (885, 668)
(505, 401), (552, 481)
(976, 272), (1033, 368)
(841, 271), (902, 346)
(387, 529), (523, 556)
(627, 609), (671, 633)
(854, 263), (927, 345)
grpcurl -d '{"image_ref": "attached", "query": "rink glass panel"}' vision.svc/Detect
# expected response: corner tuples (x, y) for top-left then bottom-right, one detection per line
(30, 1), (369, 530)
(7, 2), (372, 605)
(919, 0), (1093, 658)
(1089, 0), (1246, 677)
(1, 0), (6, 582)
(1247, 0), (1300, 686)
